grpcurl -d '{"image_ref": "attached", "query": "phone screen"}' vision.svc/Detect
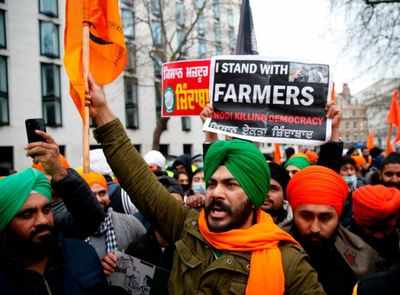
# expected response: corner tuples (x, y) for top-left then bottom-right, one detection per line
(25, 118), (46, 143)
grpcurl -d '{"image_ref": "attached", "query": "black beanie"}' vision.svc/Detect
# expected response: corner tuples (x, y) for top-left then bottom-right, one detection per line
(268, 162), (290, 197)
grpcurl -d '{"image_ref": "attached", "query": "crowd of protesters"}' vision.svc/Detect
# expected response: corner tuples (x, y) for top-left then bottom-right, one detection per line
(1, 76), (400, 295)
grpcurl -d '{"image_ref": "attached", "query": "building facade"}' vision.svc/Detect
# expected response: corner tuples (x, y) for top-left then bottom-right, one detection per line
(354, 78), (400, 148)
(337, 83), (368, 148)
(0, 0), (240, 171)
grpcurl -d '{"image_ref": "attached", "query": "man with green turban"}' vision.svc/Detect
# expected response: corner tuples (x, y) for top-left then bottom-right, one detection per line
(284, 154), (311, 178)
(0, 168), (110, 295)
(88, 80), (326, 295)
(0, 168), (52, 230)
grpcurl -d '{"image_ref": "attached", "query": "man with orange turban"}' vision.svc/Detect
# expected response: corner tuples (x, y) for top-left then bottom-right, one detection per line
(78, 171), (146, 282)
(350, 185), (400, 269)
(287, 165), (382, 295)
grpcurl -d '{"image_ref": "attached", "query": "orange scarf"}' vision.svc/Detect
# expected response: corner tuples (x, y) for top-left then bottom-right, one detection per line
(198, 209), (299, 295)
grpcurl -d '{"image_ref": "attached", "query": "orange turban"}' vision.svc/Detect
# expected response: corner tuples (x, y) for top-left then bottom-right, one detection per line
(352, 185), (400, 226)
(79, 171), (108, 191)
(305, 150), (318, 164)
(351, 155), (366, 168)
(32, 155), (70, 172)
(287, 165), (349, 216)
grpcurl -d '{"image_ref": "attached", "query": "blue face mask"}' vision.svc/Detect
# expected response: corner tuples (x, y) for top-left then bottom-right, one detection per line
(192, 182), (206, 195)
(343, 175), (357, 188)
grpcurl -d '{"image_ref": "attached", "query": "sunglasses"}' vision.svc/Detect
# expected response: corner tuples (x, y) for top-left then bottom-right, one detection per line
(383, 171), (400, 178)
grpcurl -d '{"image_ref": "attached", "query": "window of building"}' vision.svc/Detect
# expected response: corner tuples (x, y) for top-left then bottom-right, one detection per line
(0, 56), (8, 125)
(151, 0), (160, 16)
(345, 121), (349, 129)
(39, 21), (60, 58)
(214, 20), (221, 41)
(154, 81), (162, 119)
(194, 0), (205, 9)
(0, 10), (5, 49)
(197, 15), (205, 37)
(126, 42), (136, 74)
(124, 76), (139, 129)
(152, 54), (162, 78)
(212, 0), (220, 21)
(227, 8), (234, 27)
(121, 9), (135, 40)
(159, 144), (169, 157)
(353, 121), (357, 128)
(39, 0), (58, 17)
(151, 20), (162, 47)
(183, 144), (192, 156)
(121, 0), (134, 7)
(41, 63), (62, 126)
(198, 38), (207, 58)
(176, 1), (185, 28)
(181, 117), (191, 131)
(215, 43), (222, 55)
(228, 26), (235, 53)
(0, 146), (13, 175)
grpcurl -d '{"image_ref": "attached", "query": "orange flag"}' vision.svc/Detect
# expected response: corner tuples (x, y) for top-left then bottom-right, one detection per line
(273, 143), (282, 165)
(64, 0), (127, 118)
(386, 90), (400, 143)
(367, 130), (375, 150)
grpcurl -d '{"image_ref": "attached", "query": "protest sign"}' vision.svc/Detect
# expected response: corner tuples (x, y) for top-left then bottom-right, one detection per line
(161, 59), (210, 117)
(110, 251), (169, 295)
(203, 56), (332, 145)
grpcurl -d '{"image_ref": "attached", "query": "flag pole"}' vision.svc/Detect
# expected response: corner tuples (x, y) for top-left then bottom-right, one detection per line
(82, 23), (90, 173)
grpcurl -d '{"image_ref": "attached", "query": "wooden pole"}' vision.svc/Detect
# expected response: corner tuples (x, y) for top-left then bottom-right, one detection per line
(82, 24), (90, 173)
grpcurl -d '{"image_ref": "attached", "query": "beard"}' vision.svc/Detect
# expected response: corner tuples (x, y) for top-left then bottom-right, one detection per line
(292, 226), (336, 254)
(1, 224), (58, 266)
(205, 198), (253, 232)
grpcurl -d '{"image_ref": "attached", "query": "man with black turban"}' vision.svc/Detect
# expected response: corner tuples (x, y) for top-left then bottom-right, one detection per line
(0, 168), (110, 295)
(87, 75), (326, 295)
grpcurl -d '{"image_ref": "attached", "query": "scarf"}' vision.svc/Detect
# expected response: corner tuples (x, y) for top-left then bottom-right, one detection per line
(198, 209), (299, 295)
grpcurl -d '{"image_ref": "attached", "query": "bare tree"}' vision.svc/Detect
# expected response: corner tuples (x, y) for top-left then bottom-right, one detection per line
(133, 0), (217, 150)
(330, 0), (400, 75)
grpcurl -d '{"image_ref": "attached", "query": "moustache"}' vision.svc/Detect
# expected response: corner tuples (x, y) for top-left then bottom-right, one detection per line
(30, 224), (54, 240)
(205, 199), (232, 215)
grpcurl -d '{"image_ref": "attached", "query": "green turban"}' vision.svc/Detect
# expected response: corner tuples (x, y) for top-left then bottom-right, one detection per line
(0, 168), (51, 230)
(284, 156), (310, 170)
(204, 140), (270, 207)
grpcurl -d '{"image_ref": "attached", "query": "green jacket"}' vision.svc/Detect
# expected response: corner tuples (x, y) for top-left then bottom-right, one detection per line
(94, 119), (326, 295)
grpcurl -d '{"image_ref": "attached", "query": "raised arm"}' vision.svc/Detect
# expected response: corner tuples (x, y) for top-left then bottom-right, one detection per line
(87, 75), (189, 243)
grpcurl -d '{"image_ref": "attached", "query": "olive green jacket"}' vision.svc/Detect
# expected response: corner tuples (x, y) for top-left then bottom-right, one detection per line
(94, 119), (325, 295)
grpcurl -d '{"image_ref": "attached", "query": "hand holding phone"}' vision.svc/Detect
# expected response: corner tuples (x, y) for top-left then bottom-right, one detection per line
(25, 118), (46, 143)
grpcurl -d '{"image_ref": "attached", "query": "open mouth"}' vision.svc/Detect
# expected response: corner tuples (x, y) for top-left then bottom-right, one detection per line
(209, 205), (228, 219)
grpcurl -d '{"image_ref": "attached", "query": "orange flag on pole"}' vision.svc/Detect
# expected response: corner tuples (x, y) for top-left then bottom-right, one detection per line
(64, 0), (127, 118)
(386, 90), (400, 143)
(273, 143), (282, 165)
(367, 130), (375, 150)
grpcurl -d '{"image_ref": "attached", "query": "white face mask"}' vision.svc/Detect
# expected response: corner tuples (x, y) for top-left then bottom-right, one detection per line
(192, 182), (206, 195)
(343, 175), (357, 189)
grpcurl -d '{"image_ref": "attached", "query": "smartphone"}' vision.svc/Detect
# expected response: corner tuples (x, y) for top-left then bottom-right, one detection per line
(25, 118), (46, 143)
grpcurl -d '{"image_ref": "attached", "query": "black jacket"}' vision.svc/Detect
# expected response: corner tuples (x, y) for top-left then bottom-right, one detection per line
(51, 168), (105, 239)
(0, 237), (108, 295)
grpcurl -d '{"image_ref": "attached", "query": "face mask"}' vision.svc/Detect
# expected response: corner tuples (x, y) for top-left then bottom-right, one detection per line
(343, 175), (357, 188)
(192, 182), (206, 195)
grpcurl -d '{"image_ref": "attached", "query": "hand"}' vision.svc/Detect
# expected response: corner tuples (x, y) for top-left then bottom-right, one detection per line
(200, 104), (214, 123)
(325, 102), (341, 141)
(25, 131), (67, 180)
(86, 74), (115, 126)
(185, 194), (205, 208)
(101, 252), (118, 276)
